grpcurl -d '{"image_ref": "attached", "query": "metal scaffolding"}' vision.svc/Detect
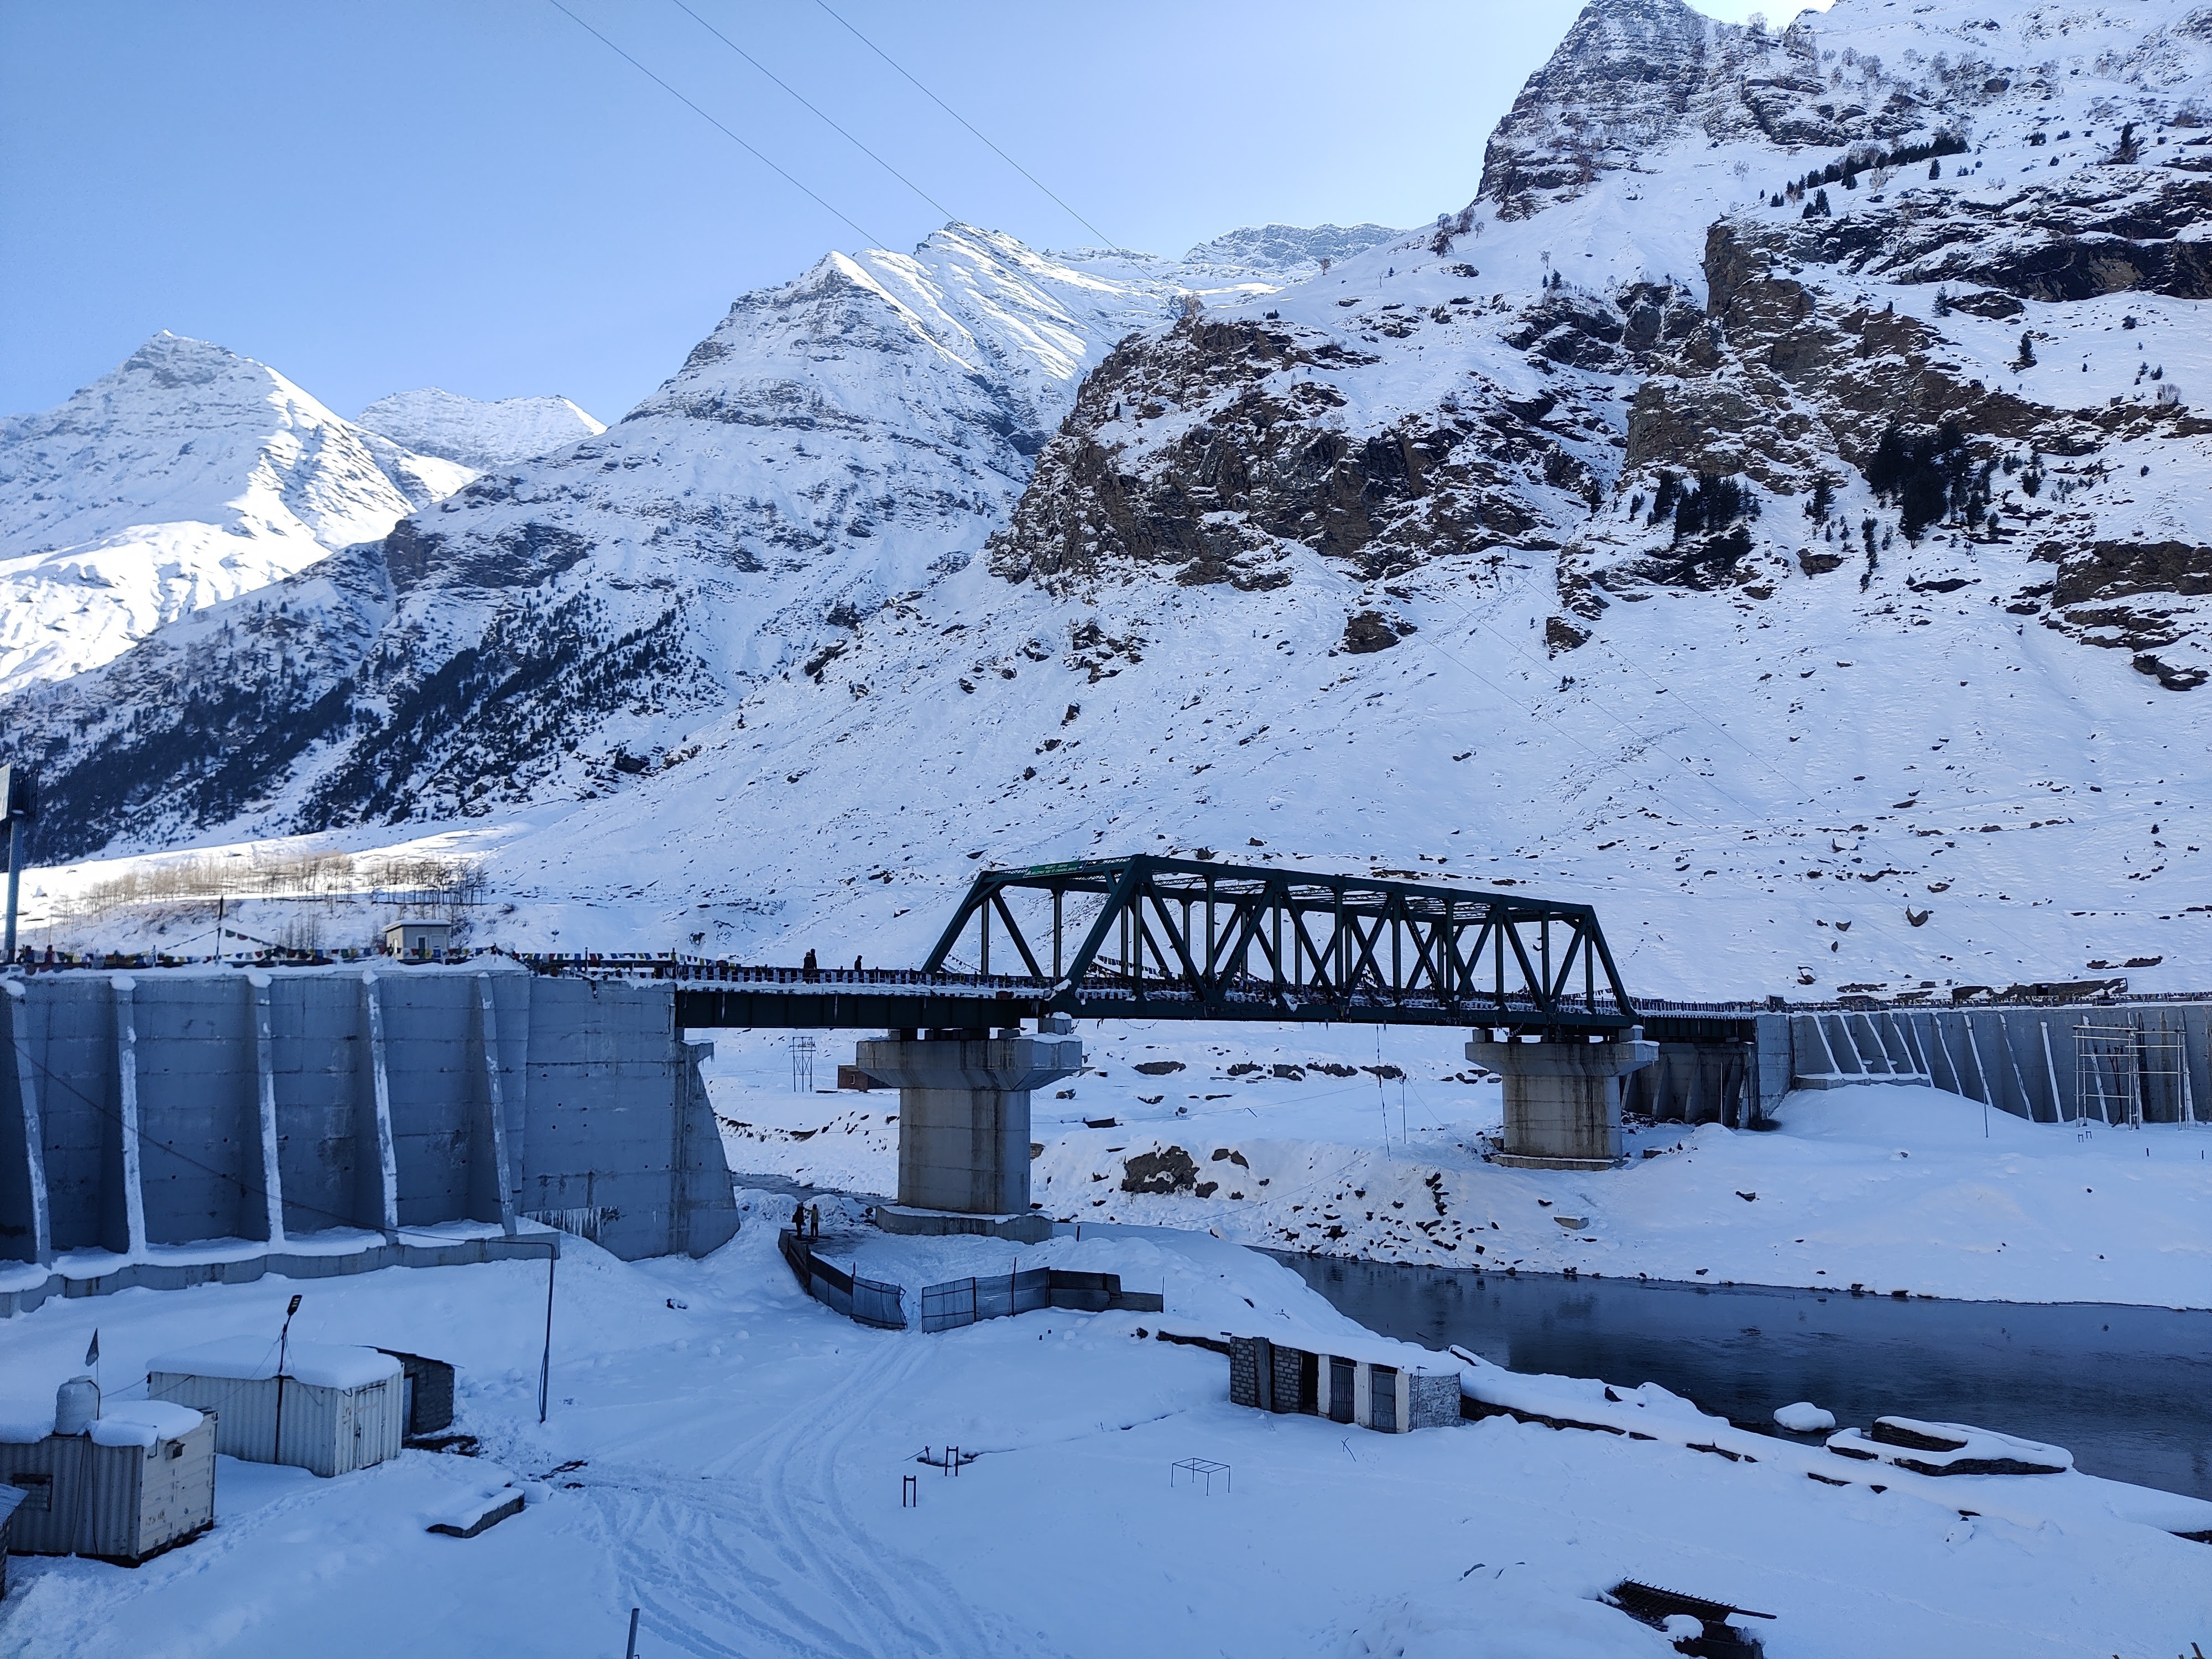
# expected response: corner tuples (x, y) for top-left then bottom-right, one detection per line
(2073, 1019), (2192, 1127)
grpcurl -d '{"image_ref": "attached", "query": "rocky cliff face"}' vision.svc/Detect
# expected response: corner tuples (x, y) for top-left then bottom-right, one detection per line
(998, 0), (2212, 698)
(990, 312), (1609, 594)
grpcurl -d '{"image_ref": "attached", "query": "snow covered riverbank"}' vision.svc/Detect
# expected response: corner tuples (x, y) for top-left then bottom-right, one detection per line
(707, 1023), (2212, 1310)
(1, 1199), (2206, 1658)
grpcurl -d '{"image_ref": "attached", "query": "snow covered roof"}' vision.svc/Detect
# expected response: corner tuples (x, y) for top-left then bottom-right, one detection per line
(147, 1337), (402, 1390)
(0, 1402), (56, 1443)
(87, 1400), (205, 1448)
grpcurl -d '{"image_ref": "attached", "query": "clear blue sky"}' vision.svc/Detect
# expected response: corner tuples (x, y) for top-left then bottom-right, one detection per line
(1, 0), (1776, 424)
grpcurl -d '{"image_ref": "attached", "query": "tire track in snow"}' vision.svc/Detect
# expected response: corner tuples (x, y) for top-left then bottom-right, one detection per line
(578, 1337), (1048, 1658)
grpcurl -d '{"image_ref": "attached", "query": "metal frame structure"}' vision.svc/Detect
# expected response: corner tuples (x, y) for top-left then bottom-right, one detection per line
(2074, 1018), (2192, 1127)
(917, 857), (1636, 1032)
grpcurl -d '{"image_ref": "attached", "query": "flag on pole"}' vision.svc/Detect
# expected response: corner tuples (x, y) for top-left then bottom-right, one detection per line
(85, 1330), (100, 1368)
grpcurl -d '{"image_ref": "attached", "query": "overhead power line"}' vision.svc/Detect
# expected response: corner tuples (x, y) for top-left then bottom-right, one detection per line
(542, 0), (885, 248)
(808, 0), (1119, 250)
(667, 0), (959, 226)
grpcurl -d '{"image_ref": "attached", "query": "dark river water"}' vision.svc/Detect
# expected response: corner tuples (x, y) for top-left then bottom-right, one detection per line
(1274, 1254), (2212, 1500)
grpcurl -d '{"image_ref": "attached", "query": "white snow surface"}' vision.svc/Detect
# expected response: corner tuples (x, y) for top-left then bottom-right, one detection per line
(0, 1210), (2203, 1657)
(146, 1335), (402, 1390)
(0, 332), (468, 691)
(354, 388), (605, 471)
(713, 1030), (2212, 1309)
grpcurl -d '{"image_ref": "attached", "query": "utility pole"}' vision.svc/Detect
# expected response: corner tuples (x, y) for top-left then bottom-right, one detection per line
(272, 1293), (302, 1463)
(1, 765), (33, 965)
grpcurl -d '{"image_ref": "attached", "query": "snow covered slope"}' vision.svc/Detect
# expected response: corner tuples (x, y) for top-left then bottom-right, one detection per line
(355, 388), (605, 471)
(4, 1214), (2204, 1659)
(1178, 221), (1402, 278)
(0, 332), (469, 691)
(0, 225), (1337, 856)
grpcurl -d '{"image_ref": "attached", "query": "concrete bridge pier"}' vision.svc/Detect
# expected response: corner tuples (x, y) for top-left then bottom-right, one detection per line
(1467, 1028), (1658, 1170)
(857, 1020), (1083, 1235)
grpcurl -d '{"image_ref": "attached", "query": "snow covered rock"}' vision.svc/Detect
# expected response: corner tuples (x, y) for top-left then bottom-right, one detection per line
(1772, 1401), (1836, 1433)
(1178, 222), (1402, 279)
(1827, 1415), (2072, 1475)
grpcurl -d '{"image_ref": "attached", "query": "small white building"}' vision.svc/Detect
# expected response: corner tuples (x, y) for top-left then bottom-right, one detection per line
(0, 1383), (215, 1565)
(383, 919), (452, 958)
(1229, 1335), (1462, 1433)
(148, 1338), (405, 1478)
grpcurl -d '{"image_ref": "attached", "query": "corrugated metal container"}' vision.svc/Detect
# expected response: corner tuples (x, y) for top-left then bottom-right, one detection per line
(148, 1338), (405, 1478)
(0, 1483), (25, 1595)
(0, 1405), (215, 1565)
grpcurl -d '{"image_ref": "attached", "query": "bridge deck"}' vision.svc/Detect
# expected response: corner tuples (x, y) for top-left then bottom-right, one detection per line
(571, 962), (1635, 1033)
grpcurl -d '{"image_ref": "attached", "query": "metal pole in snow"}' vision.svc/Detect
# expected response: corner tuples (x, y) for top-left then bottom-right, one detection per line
(1963, 1022), (1992, 1136)
(541, 1245), (556, 1424)
(274, 1293), (302, 1464)
(625, 1607), (640, 1659)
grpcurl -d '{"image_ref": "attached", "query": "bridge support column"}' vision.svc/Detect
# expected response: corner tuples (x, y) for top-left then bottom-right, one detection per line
(856, 1024), (1083, 1222)
(1467, 1029), (1657, 1170)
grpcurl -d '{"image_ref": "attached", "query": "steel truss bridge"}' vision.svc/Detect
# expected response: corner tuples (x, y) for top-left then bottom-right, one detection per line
(599, 857), (1639, 1036)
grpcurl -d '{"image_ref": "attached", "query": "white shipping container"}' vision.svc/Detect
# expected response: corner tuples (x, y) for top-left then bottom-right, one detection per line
(0, 1397), (215, 1564)
(148, 1339), (405, 1478)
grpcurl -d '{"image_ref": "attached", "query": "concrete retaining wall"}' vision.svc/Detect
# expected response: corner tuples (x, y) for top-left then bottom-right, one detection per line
(0, 965), (736, 1289)
(1634, 1003), (2211, 1127)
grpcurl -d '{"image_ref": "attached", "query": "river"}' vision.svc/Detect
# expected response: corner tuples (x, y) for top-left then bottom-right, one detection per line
(1275, 1254), (2212, 1500)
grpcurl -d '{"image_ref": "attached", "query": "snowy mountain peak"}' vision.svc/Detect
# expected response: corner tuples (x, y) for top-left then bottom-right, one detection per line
(118, 327), (253, 390)
(356, 388), (604, 472)
(0, 331), (468, 692)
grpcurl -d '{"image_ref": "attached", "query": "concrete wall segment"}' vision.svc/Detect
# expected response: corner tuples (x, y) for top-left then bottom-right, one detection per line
(124, 972), (259, 1248)
(1, 981), (51, 1263)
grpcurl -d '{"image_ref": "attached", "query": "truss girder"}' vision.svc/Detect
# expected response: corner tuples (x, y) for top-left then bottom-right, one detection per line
(919, 855), (1636, 1030)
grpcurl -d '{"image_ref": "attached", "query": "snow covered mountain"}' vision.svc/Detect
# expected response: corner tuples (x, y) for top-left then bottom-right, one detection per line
(0, 224), (1340, 854)
(13, 0), (2212, 1001)
(1178, 222), (1402, 278)
(355, 388), (605, 471)
(0, 332), (469, 691)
